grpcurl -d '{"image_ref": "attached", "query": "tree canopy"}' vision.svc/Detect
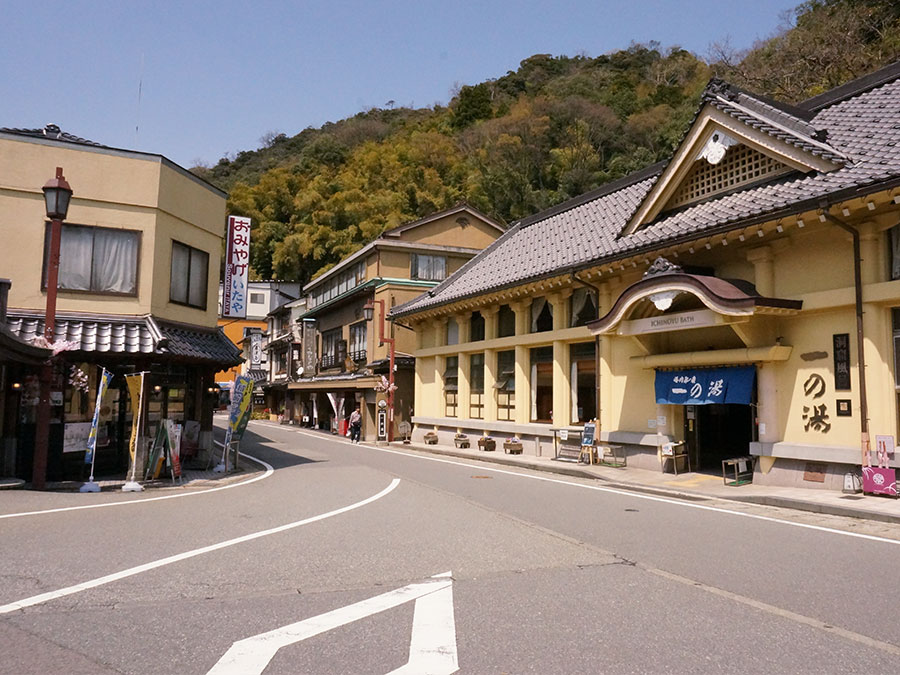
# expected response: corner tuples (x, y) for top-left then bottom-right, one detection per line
(193, 0), (900, 286)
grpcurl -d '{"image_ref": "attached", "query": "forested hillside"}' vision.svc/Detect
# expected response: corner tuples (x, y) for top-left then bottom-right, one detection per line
(193, 0), (900, 285)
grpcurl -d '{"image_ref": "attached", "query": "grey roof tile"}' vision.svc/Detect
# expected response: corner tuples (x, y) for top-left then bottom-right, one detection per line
(5, 312), (241, 366)
(394, 65), (900, 318)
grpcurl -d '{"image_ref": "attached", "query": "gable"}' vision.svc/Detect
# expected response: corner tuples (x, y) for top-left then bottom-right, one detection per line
(622, 100), (845, 237)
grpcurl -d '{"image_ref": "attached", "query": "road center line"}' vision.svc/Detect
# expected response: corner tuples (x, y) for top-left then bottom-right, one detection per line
(267, 423), (900, 548)
(0, 478), (400, 615)
(0, 452), (274, 520)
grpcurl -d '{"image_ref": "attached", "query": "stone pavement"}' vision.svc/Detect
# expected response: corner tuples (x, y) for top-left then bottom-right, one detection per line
(380, 438), (900, 525)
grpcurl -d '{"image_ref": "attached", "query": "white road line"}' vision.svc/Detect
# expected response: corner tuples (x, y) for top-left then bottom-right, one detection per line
(0, 452), (274, 520)
(0, 479), (400, 615)
(208, 573), (456, 675)
(265, 422), (900, 548)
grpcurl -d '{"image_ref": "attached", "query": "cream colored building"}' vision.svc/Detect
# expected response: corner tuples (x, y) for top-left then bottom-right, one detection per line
(393, 63), (900, 491)
(0, 125), (239, 482)
(288, 204), (505, 441)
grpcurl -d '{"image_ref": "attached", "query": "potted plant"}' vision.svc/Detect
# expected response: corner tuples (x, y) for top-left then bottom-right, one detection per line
(423, 431), (439, 445)
(477, 435), (496, 452)
(454, 433), (470, 448)
(504, 436), (523, 454)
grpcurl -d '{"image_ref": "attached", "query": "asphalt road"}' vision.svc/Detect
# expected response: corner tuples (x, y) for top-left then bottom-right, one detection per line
(1, 418), (899, 674)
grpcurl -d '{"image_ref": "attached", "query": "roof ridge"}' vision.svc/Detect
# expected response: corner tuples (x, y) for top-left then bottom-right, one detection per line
(801, 59), (900, 112)
(515, 161), (665, 230)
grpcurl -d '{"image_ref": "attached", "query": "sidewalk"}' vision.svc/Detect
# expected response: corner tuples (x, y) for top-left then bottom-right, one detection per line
(383, 439), (900, 525)
(35, 461), (260, 492)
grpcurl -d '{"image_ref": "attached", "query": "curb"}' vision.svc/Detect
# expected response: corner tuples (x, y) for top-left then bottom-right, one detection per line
(385, 442), (900, 525)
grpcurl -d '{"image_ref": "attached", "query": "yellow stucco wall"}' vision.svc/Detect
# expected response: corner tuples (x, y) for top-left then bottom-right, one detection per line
(0, 135), (225, 327)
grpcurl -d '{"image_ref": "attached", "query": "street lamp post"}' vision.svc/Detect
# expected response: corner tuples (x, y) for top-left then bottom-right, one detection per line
(32, 167), (73, 489)
(363, 298), (395, 442)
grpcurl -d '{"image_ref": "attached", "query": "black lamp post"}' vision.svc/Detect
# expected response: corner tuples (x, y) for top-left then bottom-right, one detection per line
(364, 298), (395, 442)
(32, 167), (73, 489)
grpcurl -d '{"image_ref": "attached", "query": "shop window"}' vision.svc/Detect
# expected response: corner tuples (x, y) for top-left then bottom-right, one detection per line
(411, 253), (447, 281)
(470, 311), (485, 342)
(470, 353), (484, 419)
(570, 288), (598, 327)
(444, 356), (458, 417)
(498, 304), (516, 337)
(570, 342), (596, 424)
(170, 241), (209, 309)
(531, 297), (553, 333)
(495, 350), (515, 421)
(44, 223), (140, 295)
(530, 347), (553, 422)
(349, 321), (367, 362)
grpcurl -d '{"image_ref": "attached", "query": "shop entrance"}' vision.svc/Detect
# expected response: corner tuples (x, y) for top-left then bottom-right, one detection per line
(684, 403), (754, 470)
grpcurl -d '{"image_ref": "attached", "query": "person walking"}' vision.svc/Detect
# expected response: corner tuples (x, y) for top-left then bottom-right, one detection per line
(349, 406), (362, 443)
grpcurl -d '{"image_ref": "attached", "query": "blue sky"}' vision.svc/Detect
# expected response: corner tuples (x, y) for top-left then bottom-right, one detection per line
(2, 0), (801, 169)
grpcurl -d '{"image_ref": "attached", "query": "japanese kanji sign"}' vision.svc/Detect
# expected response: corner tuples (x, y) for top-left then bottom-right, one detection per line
(832, 333), (851, 391)
(654, 366), (755, 405)
(223, 215), (251, 318)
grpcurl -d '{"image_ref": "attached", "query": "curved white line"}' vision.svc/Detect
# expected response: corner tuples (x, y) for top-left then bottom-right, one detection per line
(0, 452), (274, 520)
(0, 478), (400, 614)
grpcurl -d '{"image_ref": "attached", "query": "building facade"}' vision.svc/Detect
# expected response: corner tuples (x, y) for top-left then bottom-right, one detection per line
(289, 204), (505, 441)
(215, 280), (301, 388)
(0, 125), (240, 482)
(393, 63), (900, 491)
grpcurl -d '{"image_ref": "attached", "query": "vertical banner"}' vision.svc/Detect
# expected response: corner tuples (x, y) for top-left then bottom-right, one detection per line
(223, 215), (251, 318)
(125, 373), (145, 463)
(84, 368), (112, 465)
(223, 374), (254, 459)
(166, 419), (182, 479)
(123, 372), (147, 491)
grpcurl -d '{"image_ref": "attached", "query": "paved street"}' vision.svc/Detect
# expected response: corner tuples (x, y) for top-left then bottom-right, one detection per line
(2, 419), (899, 674)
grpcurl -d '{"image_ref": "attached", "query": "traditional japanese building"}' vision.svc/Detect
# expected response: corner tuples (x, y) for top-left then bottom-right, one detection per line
(393, 62), (900, 490)
(289, 204), (505, 441)
(0, 124), (241, 482)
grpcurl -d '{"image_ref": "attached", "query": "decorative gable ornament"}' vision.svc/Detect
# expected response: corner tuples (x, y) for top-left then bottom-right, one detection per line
(697, 131), (738, 165)
(644, 257), (682, 278)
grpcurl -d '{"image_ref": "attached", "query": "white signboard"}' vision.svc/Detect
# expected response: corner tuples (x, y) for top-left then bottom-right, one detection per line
(223, 215), (251, 318)
(250, 332), (262, 368)
(618, 309), (730, 336)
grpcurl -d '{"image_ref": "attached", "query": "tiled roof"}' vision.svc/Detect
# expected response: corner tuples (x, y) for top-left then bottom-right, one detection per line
(6, 311), (241, 366)
(701, 80), (849, 165)
(393, 61), (900, 318)
(156, 320), (243, 366)
(0, 124), (105, 147)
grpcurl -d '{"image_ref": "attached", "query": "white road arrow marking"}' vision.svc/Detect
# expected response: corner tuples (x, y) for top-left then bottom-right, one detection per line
(208, 572), (458, 675)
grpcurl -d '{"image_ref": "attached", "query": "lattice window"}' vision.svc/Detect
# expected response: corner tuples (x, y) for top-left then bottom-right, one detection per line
(667, 144), (791, 209)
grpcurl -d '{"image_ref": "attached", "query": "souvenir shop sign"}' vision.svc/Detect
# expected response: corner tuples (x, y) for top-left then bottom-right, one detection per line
(655, 366), (756, 405)
(223, 215), (251, 318)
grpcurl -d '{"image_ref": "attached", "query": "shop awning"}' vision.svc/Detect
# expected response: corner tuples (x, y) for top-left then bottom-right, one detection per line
(655, 366), (755, 405)
(6, 311), (242, 367)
